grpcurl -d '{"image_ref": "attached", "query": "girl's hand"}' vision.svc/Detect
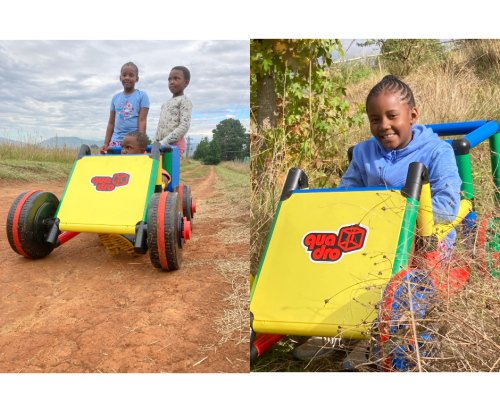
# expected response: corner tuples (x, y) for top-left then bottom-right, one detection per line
(162, 174), (170, 186)
(100, 144), (108, 155)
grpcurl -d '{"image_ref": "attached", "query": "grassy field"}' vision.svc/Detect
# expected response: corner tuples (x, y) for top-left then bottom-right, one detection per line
(251, 39), (500, 372)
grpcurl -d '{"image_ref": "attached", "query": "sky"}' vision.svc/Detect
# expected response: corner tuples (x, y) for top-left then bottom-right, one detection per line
(0, 40), (250, 145)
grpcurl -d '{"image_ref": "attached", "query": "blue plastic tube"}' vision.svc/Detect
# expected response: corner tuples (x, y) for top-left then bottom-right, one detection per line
(443, 120), (500, 149)
(107, 144), (173, 154)
(425, 120), (488, 136)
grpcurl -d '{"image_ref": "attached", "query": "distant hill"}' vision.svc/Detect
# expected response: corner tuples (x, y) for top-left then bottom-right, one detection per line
(0, 137), (25, 144)
(41, 137), (104, 148)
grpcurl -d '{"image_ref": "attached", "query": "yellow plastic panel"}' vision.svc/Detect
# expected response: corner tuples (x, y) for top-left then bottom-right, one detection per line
(251, 189), (407, 339)
(57, 155), (154, 234)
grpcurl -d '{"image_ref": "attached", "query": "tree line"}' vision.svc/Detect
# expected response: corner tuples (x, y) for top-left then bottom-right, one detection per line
(193, 118), (250, 165)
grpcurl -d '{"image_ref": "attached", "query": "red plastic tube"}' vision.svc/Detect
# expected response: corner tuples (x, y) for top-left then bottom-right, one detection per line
(251, 333), (285, 360)
(57, 231), (80, 246)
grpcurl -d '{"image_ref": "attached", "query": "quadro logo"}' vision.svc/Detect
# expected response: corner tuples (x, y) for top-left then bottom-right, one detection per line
(302, 224), (368, 264)
(90, 172), (131, 192)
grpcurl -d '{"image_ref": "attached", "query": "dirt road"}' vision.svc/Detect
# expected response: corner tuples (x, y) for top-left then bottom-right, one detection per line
(0, 165), (249, 373)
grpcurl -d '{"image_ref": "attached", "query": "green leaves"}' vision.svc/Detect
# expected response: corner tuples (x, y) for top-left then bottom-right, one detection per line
(251, 39), (366, 189)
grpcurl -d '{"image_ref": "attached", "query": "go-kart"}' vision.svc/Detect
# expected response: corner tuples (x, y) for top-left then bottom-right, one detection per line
(6, 142), (196, 271)
(250, 120), (500, 371)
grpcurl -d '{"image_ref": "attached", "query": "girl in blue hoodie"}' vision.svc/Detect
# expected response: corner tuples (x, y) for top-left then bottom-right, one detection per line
(339, 75), (462, 246)
(293, 75), (462, 363)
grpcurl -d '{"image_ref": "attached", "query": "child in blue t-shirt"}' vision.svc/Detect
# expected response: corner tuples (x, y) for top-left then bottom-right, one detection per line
(294, 75), (462, 363)
(100, 62), (150, 154)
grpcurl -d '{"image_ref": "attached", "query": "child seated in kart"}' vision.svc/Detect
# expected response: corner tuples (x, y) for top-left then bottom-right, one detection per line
(294, 75), (462, 363)
(99, 131), (171, 256)
(121, 131), (171, 187)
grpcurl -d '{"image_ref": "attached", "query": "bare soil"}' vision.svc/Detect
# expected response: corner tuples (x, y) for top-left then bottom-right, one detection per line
(0, 165), (249, 373)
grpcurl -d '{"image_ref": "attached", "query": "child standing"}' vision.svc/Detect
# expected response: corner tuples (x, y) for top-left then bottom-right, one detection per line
(100, 62), (150, 154)
(294, 75), (462, 363)
(152, 66), (193, 157)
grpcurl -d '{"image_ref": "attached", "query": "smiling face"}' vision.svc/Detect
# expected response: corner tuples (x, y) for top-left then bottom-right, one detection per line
(168, 69), (189, 97)
(121, 135), (145, 155)
(120, 66), (139, 92)
(366, 92), (419, 150)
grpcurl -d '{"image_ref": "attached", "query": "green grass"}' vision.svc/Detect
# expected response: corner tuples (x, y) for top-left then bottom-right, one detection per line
(214, 166), (249, 192)
(180, 165), (209, 182)
(180, 161), (201, 173)
(0, 159), (73, 182)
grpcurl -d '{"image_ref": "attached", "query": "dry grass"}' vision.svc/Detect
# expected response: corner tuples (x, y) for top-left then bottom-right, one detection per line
(218, 160), (250, 174)
(0, 137), (99, 164)
(198, 165), (250, 352)
(251, 40), (500, 371)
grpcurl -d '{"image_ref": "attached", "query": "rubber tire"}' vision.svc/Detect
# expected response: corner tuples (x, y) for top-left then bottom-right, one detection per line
(181, 184), (193, 232)
(147, 192), (183, 270)
(6, 190), (59, 259)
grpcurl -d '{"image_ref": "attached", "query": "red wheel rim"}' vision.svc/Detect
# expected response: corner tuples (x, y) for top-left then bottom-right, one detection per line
(183, 217), (191, 241)
(156, 192), (169, 270)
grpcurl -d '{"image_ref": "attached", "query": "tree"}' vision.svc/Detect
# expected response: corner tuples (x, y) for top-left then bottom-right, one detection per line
(193, 137), (210, 161)
(250, 39), (364, 187)
(357, 39), (445, 77)
(204, 138), (221, 165)
(212, 118), (249, 161)
(90, 144), (99, 149)
(193, 136), (221, 165)
(145, 133), (152, 145)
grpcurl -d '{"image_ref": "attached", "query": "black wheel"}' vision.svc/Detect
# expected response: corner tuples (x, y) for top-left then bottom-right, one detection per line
(147, 192), (183, 270)
(6, 190), (59, 259)
(181, 184), (194, 231)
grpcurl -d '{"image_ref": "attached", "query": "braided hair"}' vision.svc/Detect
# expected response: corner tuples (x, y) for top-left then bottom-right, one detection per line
(124, 131), (148, 149)
(121, 62), (139, 76)
(366, 75), (415, 109)
(172, 66), (190, 81)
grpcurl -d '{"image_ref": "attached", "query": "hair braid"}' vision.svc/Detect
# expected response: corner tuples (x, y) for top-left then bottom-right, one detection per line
(121, 62), (139, 76)
(366, 75), (415, 109)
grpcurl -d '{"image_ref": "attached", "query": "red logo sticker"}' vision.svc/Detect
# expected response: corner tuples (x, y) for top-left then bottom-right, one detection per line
(302, 224), (368, 264)
(90, 172), (131, 192)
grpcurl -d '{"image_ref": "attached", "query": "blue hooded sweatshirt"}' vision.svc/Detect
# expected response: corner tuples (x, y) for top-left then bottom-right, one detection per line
(338, 124), (461, 243)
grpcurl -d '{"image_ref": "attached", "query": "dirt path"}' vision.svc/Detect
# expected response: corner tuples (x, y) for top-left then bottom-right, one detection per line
(0, 166), (249, 373)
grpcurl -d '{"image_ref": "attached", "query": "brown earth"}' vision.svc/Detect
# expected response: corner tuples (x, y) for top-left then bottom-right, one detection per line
(0, 165), (249, 373)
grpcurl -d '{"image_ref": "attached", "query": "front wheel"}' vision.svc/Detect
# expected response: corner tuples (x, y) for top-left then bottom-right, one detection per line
(6, 190), (59, 259)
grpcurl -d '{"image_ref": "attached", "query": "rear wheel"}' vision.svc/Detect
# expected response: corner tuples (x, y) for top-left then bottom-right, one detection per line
(148, 192), (184, 270)
(6, 190), (59, 259)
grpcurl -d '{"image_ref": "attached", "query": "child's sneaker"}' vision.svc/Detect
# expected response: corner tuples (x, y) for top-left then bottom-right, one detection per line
(99, 234), (139, 256)
(293, 336), (342, 360)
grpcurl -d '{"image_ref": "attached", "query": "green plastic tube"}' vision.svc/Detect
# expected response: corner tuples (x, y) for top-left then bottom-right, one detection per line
(455, 154), (474, 201)
(489, 133), (500, 207)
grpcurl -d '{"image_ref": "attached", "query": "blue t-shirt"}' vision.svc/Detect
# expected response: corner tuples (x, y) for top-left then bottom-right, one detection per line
(110, 90), (150, 143)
